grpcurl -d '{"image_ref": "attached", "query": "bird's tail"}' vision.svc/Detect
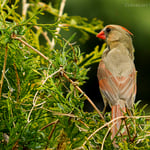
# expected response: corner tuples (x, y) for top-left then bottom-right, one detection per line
(111, 104), (126, 140)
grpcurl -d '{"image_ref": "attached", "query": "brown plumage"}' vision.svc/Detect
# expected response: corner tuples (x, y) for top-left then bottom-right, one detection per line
(97, 25), (137, 146)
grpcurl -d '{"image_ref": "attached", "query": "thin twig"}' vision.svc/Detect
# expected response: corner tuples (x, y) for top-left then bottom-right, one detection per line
(82, 115), (150, 147)
(62, 71), (104, 120)
(1, 0), (7, 8)
(50, 0), (66, 49)
(101, 122), (117, 150)
(0, 46), (8, 99)
(127, 108), (137, 141)
(82, 116), (125, 147)
(124, 118), (132, 142)
(11, 34), (52, 64)
(22, 0), (30, 20)
(34, 26), (51, 47)
(27, 67), (63, 123)
(78, 119), (89, 128)
(63, 38), (77, 62)
(45, 119), (59, 150)
(42, 108), (77, 118)
(12, 140), (19, 150)
(39, 119), (59, 131)
(48, 119), (59, 140)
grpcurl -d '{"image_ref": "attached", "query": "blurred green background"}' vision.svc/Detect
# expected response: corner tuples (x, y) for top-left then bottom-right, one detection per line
(64, 0), (150, 111)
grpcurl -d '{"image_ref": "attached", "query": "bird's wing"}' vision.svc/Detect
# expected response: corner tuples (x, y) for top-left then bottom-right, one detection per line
(97, 60), (136, 108)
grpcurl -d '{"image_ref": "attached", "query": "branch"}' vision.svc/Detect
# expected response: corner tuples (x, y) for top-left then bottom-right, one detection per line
(101, 122), (117, 150)
(42, 108), (77, 118)
(11, 34), (52, 64)
(0, 46), (8, 99)
(45, 119), (59, 150)
(63, 38), (77, 62)
(39, 119), (59, 131)
(62, 71), (104, 120)
(82, 115), (150, 147)
(34, 26), (52, 47)
(50, 0), (66, 49)
(1, 0), (7, 8)
(22, 0), (30, 20)
(27, 67), (63, 123)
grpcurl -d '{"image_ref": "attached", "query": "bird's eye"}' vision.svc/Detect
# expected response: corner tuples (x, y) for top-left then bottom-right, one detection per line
(106, 28), (111, 33)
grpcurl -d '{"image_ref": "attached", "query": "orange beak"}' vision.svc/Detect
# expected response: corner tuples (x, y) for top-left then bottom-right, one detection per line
(96, 31), (106, 40)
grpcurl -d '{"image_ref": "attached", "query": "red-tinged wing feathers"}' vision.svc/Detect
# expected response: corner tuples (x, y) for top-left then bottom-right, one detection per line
(97, 60), (136, 108)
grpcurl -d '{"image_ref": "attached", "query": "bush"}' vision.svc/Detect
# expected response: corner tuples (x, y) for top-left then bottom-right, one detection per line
(0, 1), (150, 150)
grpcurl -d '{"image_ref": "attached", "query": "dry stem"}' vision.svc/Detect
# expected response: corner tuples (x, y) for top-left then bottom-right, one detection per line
(40, 119), (59, 131)
(50, 0), (66, 49)
(0, 46), (8, 99)
(45, 119), (59, 150)
(22, 0), (30, 19)
(62, 71), (104, 120)
(11, 34), (52, 64)
(34, 26), (52, 47)
(27, 67), (63, 123)
(63, 38), (77, 62)
(101, 122), (117, 150)
(82, 115), (150, 147)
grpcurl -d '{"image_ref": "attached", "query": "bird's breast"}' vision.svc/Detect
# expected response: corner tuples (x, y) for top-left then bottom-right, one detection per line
(103, 48), (134, 77)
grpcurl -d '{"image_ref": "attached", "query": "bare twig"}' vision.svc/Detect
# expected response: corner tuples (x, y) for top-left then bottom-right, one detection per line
(45, 119), (59, 150)
(39, 119), (59, 131)
(48, 119), (59, 140)
(127, 108), (137, 141)
(82, 115), (150, 147)
(27, 67), (63, 123)
(82, 116), (125, 147)
(0, 46), (8, 99)
(62, 71), (104, 120)
(11, 34), (52, 64)
(1, 0), (7, 8)
(124, 118), (132, 142)
(63, 38), (77, 62)
(50, 0), (66, 49)
(78, 119), (89, 129)
(101, 122), (117, 150)
(22, 0), (30, 19)
(12, 140), (19, 150)
(34, 26), (51, 47)
(42, 108), (77, 118)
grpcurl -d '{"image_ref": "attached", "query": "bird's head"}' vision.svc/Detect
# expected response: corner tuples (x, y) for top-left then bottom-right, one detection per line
(97, 25), (133, 50)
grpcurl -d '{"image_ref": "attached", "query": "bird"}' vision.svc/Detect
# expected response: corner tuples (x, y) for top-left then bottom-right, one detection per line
(96, 25), (137, 145)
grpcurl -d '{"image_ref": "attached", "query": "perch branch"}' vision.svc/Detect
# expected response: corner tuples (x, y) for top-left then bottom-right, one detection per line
(82, 115), (150, 147)
(62, 71), (104, 120)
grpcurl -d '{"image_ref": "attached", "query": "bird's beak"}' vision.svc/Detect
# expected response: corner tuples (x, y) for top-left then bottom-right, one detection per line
(96, 31), (106, 40)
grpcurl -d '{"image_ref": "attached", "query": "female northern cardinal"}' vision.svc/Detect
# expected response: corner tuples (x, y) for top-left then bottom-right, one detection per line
(97, 25), (136, 143)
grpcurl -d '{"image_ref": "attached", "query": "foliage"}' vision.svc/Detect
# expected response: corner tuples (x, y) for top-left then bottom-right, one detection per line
(0, 0), (150, 150)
